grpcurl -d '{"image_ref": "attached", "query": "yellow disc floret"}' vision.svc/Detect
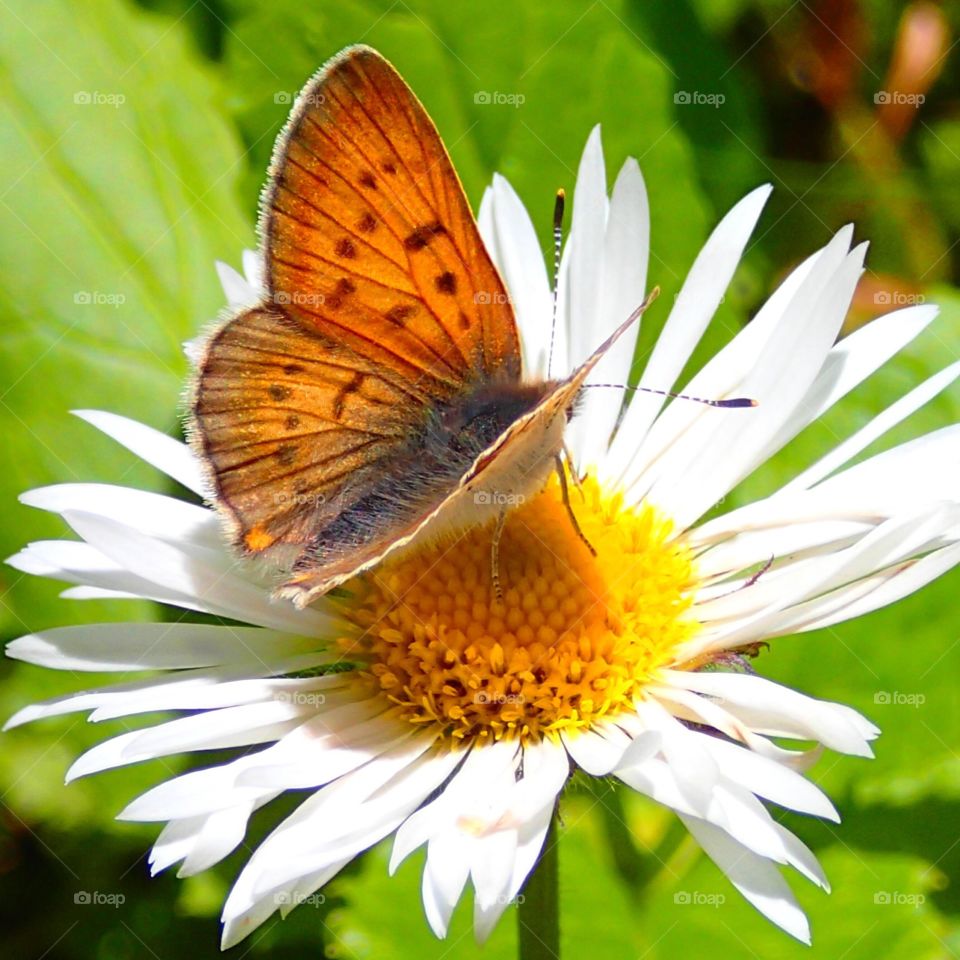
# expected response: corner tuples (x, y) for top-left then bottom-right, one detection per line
(337, 472), (698, 745)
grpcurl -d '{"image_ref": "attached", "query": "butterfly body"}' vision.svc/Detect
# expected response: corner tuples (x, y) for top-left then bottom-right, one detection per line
(190, 45), (654, 608)
(289, 377), (567, 575)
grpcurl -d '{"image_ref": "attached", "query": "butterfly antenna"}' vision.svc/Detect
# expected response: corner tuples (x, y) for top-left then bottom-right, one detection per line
(547, 188), (565, 378)
(583, 383), (758, 409)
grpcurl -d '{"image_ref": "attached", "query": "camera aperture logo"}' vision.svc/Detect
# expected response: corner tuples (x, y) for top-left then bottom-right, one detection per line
(674, 890), (726, 907)
(74, 291), (126, 308)
(274, 91), (326, 107)
(473, 490), (525, 507)
(274, 891), (326, 907)
(73, 91), (125, 108)
(474, 290), (513, 305)
(874, 891), (925, 907)
(673, 90), (725, 108)
(874, 290), (925, 306)
(274, 690), (327, 708)
(475, 691), (525, 705)
(874, 90), (925, 107)
(274, 491), (326, 507)
(874, 690), (925, 708)
(74, 890), (125, 908)
(474, 91), (525, 108)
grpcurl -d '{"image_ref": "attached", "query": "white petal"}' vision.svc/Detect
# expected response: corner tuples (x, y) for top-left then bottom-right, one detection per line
(606, 241), (825, 489)
(120, 755), (284, 822)
(422, 830), (471, 937)
(66, 700), (312, 781)
(391, 742), (519, 871)
(5, 622), (317, 674)
(234, 707), (411, 790)
(635, 698), (720, 812)
(220, 742), (459, 947)
(153, 801), (272, 877)
(768, 539), (960, 636)
(666, 671), (877, 755)
(561, 722), (632, 775)
(781, 359), (960, 494)
(643, 236), (864, 528)
(5, 663), (344, 729)
(73, 410), (205, 495)
(702, 736), (839, 821)
(616, 755), (701, 817)
(565, 125), (608, 372)
(770, 304), (941, 472)
(568, 158), (649, 470)
(680, 814), (812, 943)
(215, 260), (257, 309)
(60, 509), (339, 635)
(8, 539), (218, 613)
(21, 483), (221, 549)
(481, 174), (553, 378)
(696, 502), (960, 653)
(471, 827), (518, 941)
(607, 184), (772, 472)
(241, 248), (264, 293)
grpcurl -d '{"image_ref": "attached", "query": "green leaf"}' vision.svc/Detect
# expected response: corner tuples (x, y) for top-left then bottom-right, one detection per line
(0, 0), (250, 826)
(637, 838), (950, 958)
(0, 0), (250, 637)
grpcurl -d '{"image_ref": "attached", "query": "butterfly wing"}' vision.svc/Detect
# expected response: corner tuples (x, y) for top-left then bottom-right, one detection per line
(191, 45), (521, 562)
(264, 44), (520, 388)
(192, 306), (425, 555)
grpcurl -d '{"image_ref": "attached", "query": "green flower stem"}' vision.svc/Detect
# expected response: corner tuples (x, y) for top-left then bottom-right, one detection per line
(517, 811), (560, 960)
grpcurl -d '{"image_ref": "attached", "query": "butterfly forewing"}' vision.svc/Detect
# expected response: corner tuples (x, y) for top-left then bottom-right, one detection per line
(264, 45), (520, 389)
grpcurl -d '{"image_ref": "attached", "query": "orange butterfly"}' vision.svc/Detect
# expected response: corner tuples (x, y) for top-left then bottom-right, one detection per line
(190, 45), (656, 608)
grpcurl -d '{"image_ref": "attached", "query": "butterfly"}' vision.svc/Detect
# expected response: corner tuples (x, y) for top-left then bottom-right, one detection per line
(190, 44), (662, 609)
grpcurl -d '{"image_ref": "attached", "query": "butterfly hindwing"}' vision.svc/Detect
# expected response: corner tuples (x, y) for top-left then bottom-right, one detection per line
(192, 306), (420, 555)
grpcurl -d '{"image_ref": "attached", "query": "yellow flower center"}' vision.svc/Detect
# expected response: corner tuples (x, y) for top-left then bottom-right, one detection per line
(337, 473), (699, 745)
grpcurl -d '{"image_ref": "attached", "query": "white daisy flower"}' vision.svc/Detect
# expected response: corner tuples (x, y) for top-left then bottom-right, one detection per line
(9, 125), (960, 950)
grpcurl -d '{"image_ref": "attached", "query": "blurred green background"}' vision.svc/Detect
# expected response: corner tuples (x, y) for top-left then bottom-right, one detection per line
(2, 0), (960, 957)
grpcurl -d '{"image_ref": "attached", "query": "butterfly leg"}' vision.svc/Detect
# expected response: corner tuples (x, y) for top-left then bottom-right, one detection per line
(562, 442), (585, 495)
(490, 510), (507, 603)
(555, 455), (596, 556)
